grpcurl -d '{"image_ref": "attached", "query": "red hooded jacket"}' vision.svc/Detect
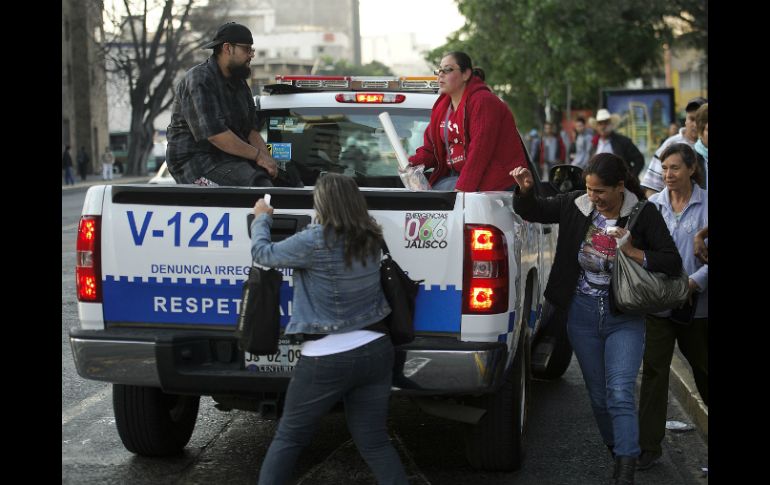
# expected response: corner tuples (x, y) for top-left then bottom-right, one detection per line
(408, 76), (527, 191)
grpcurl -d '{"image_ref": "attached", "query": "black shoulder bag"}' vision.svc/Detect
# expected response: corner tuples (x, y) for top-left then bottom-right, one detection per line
(235, 264), (283, 355)
(380, 240), (422, 345)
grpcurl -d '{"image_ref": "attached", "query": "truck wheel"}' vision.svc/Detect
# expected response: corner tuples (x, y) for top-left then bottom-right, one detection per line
(113, 384), (200, 456)
(463, 329), (531, 471)
(532, 301), (573, 380)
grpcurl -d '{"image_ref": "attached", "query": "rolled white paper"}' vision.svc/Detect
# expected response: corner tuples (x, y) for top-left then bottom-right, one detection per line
(378, 112), (410, 170)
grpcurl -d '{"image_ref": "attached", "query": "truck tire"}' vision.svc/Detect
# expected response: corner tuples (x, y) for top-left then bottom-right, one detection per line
(531, 300), (573, 380)
(463, 328), (531, 471)
(113, 384), (200, 457)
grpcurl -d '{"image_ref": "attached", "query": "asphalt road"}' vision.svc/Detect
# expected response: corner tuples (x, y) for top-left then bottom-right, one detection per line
(62, 188), (708, 484)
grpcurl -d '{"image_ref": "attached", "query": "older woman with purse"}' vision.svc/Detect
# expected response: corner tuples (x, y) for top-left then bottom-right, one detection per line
(637, 143), (708, 471)
(510, 153), (681, 484)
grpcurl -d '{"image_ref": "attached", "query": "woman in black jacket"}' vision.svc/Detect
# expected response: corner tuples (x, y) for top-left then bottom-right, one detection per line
(511, 153), (681, 485)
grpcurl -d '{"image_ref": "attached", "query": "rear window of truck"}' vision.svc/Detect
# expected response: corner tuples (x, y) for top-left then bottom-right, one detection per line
(258, 107), (431, 187)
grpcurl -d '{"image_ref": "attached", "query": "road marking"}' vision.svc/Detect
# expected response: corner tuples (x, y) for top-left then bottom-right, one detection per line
(62, 387), (111, 425)
(62, 223), (78, 232)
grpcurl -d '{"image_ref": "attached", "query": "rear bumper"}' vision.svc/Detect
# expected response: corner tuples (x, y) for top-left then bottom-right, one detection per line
(69, 329), (507, 396)
(391, 338), (507, 395)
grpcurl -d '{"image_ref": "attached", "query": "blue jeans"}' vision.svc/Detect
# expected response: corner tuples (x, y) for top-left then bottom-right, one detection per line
(566, 293), (645, 458)
(257, 335), (407, 485)
(64, 167), (75, 185)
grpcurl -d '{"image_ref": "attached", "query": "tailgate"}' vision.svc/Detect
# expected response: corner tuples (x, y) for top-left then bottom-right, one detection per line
(99, 185), (462, 335)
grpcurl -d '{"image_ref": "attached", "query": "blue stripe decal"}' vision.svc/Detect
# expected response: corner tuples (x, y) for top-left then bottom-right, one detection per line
(102, 276), (291, 327)
(508, 310), (516, 333)
(530, 303), (542, 329)
(497, 333), (507, 343)
(102, 276), (462, 332)
(413, 285), (462, 333)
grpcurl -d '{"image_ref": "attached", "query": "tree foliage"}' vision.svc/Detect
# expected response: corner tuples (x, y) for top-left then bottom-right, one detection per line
(319, 57), (394, 76)
(428, 0), (707, 130)
(102, 0), (227, 175)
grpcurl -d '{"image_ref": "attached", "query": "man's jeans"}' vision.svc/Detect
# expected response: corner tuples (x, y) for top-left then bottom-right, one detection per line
(566, 293), (645, 458)
(205, 160), (273, 187)
(257, 335), (407, 485)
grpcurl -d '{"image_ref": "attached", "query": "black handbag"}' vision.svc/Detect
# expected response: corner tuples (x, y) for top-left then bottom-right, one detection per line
(235, 265), (283, 355)
(380, 241), (422, 346)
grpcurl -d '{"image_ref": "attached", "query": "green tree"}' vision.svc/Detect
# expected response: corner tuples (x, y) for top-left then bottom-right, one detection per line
(428, 0), (706, 130)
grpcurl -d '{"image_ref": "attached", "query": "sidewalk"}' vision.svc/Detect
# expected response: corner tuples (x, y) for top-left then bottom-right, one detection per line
(62, 173), (151, 192)
(669, 345), (708, 442)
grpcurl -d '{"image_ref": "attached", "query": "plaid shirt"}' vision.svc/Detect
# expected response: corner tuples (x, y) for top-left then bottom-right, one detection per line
(166, 56), (257, 183)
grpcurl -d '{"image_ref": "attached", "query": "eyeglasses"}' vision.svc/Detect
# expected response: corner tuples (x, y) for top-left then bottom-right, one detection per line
(230, 43), (255, 55)
(433, 66), (458, 75)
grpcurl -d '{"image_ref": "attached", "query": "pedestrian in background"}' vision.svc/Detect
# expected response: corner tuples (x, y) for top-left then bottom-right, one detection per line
(77, 146), (90, 182)
(692, 103), (708, 264)
(62, 145), (75, 185)
(408, 51), (527, 191)
(590, 109), (645, 178)
(101, 146), (115, 181)
(510, 153), (682, 485)
(526, 128), (541, 161)
(534, 121), (566, 180)
(638, 143), (708, 470)
(166, 22), (278, 187)
(641, 97), (707, 197)
(570, 116), (593, 169)
(693, 103), (708, 189)
(251, 173), (408, 485)
(658, 122), (680, 148)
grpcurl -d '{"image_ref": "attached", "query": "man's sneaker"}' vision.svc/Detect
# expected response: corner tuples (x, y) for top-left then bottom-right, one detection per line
(636, 450), (662, 470)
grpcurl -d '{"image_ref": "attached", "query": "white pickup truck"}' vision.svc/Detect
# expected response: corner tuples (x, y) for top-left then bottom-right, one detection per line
(69, 75), (576, 472)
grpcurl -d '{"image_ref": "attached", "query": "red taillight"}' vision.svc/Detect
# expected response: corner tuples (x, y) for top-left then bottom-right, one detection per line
(335, 93), (406, 103)
(76, 216), (102, 302)
(463, 225), (508, 314)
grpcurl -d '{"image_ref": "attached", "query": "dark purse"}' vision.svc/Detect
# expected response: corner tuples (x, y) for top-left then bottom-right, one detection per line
(380, 241), (422, 346)
(235, 265), (283, 355)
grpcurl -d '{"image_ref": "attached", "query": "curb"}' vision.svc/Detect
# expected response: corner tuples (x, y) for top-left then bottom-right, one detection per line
(669, 349), (708, 442)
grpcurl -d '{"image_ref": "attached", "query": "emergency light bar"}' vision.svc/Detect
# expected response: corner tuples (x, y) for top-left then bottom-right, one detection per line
(272, 75), (438, 93)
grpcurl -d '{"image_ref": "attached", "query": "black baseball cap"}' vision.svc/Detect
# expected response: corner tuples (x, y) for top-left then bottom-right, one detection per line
(685, 97), (707, 113)
(201, 22), (253, 49)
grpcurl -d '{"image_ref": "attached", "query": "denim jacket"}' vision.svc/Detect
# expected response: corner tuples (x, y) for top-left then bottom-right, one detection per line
(250, 213), (391, 334)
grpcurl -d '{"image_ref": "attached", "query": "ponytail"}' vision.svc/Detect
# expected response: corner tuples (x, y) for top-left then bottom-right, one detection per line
(472, 67), (485, 81)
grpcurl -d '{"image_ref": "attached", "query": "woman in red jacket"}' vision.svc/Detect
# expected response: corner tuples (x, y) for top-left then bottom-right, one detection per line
(408, 51), (528, 191)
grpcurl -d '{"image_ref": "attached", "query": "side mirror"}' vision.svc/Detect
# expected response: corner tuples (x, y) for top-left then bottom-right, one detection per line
(549, 164), (585, 193)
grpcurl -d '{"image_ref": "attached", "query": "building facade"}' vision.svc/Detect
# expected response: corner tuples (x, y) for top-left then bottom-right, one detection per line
(62, 0), (109, 173)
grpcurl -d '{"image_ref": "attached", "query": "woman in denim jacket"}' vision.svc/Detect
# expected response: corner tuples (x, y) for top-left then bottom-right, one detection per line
(637, 143), (708, 471)
(252, 173), (407, 485)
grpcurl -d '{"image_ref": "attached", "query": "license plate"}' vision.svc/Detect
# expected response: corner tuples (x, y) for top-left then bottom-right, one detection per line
(244, 337), (301, 373)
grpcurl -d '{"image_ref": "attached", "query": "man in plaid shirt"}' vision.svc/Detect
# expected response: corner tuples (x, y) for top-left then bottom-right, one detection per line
(166, 22), (278, 187)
